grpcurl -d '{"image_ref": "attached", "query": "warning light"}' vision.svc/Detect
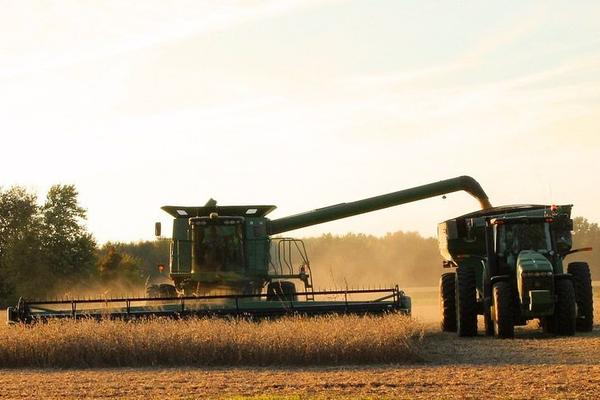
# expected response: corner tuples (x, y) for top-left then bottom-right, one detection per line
(158, 264), (165, 273)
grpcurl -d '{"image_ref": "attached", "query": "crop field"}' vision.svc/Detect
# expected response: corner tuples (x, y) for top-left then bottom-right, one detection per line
(0, 286), (599, 399)
(0, 314), (422, 368)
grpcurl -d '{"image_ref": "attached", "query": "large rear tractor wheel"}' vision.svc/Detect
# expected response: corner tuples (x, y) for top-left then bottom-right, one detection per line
(456, 266), (477, 337)
(568, 262), (594, 332)
(267, 281), (298, 302)
(439, 272), (457, 332)
(493, 281), (514, 339)
(554, 279), (576, 336)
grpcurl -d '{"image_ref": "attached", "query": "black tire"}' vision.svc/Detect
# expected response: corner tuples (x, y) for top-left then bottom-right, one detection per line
(493, 281), (514, 338)
(484, 301), (495, 336)
(568, 262), (594, 332)
(554, 278), (576, 336)
(146, 284), (177, 298)
(267, 281), (297, 302)
(439, 272), (457, 332)
(542, 317), (555, 334)
(456, 265), (477, 337)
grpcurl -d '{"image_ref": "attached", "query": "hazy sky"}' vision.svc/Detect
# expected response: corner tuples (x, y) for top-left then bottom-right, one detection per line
(1, 0), (599, 243)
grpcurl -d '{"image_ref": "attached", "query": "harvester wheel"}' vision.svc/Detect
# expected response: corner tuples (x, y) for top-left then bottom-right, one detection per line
(568, 262), (594, 332)
(439, 272), (457, 332)
(267, 281), (298, 302)
(493, 281), (514, 339)
(146, 283), (177, 298)
(456, 266), (477, 337)
(554, 278), (576, 336)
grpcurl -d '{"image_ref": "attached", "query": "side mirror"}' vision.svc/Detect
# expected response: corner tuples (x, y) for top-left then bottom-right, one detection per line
(155, 222), (161, 237)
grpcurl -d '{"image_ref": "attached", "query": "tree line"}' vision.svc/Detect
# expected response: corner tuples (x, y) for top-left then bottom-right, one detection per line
(0, 185), (168, 306)
(0, 185), (598, 306)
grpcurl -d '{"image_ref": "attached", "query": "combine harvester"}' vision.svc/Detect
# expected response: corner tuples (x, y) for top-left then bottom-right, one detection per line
(438, 204), (594, 338)
(8, 176), (491, 323)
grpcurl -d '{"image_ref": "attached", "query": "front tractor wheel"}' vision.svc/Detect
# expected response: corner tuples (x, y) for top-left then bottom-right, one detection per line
(554, 279), (576, 336)
(456, 266), (477, 337)
(493, 281), (514, 339)
(568, 262), (594, 332)
(439, 272), (457, 332)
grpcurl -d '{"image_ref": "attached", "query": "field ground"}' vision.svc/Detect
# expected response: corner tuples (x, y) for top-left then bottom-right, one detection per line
(1, 285), (599, 399)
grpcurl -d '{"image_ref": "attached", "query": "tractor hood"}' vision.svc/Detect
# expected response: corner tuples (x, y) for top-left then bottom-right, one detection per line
(516, 250), (553, 273)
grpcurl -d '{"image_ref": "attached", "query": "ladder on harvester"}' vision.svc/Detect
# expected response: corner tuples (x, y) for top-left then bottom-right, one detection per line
(271, 238), (315, 301)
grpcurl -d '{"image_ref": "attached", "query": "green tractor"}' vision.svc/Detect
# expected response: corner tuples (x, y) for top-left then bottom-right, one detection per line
(438, 205), (594, 338)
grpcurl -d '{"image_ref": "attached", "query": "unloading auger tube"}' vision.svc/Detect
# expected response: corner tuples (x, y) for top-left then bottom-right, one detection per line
(268, 175), (492, 235)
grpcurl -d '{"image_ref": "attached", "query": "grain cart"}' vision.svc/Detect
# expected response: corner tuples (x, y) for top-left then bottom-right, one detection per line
(438, 205), (593, 338)
(8, 176), (491, 323)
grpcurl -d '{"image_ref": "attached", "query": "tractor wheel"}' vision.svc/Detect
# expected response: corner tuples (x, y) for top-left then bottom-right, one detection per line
(542, 317), (555, 334)
(456, 265), (477, 337)
(267, 281), (297, 302)
(484, 302), (495, 336)
(493, 281), (514, 339)
(439, 272), (457, 332)
(568, 262), (594, 332)
(554, 279), (576, 336)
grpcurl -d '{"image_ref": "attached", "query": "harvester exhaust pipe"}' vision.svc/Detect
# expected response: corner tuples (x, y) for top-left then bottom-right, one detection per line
(268, 175), (491, 235)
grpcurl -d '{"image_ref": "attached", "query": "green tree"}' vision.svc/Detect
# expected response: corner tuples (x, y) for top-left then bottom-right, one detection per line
(0, 187), (40, 303)
(97, 244), (144, 285)
(572, 217), (600, 278)
(40, 185), (97, 289)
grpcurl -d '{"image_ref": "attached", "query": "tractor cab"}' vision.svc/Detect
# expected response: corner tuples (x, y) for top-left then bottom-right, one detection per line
(492, 216), (556, 271)
(489, 214), (574, 274)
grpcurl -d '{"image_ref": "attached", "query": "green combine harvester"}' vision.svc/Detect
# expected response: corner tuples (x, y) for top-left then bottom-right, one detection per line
(8, 176), (492, 323)
(438, 204), (594, 338)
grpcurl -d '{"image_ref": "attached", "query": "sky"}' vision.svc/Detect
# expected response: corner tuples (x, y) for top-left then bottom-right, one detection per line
(1, 0), (599, 243)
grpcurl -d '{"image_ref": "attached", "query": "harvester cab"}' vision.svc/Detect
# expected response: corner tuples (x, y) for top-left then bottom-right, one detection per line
(438, 205), (594, 338)
(156, 202), (313, 301)
(9, 175), (493, 323)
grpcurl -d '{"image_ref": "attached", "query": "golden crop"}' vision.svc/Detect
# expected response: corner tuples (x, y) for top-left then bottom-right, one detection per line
(0, 313), (422, 368)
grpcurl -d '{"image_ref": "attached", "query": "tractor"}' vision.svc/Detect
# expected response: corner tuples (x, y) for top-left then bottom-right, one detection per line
(438, 205), (594, 338)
